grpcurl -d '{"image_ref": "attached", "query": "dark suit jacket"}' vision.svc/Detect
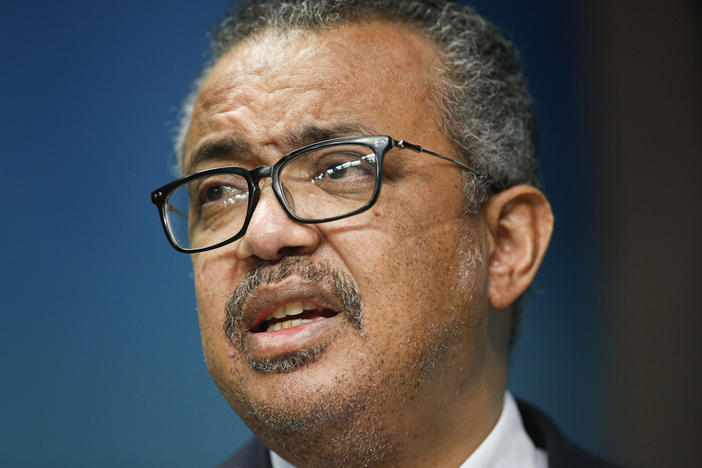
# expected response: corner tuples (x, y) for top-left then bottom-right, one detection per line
(217, 400), (622, 468)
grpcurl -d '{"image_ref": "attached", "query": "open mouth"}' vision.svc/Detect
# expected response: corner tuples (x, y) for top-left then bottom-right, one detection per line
(251, 300), (339, 333)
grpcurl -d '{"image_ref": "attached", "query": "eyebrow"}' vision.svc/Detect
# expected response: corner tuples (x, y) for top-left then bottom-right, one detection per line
(185, 136), (253, 175)
(185, 121), (379, 175)
(283, 122), (378, 148)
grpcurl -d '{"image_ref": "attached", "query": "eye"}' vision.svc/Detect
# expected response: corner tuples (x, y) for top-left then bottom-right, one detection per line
(191, 174), (249, 211)
(317, 159), (360, 180)
(203, 184), (231, 202)
(312, 152), (377, 181)
(199, 183), (245, 204)
(280, 145), (378, 198)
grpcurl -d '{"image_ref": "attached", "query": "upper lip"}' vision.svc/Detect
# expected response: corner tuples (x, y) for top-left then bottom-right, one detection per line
(242, 279), (342, 331)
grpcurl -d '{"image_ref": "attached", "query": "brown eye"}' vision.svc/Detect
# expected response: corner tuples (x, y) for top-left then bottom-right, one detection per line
(195, 176), (248, 207)
(313, 152), (376, 181)
(204, 184), (228, 202)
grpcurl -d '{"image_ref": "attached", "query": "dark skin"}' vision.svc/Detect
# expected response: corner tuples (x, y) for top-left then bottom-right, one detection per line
(185, 21), (553, 467)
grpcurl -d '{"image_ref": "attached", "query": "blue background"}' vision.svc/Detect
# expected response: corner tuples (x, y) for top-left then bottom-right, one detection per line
(0, 1), (613, 466)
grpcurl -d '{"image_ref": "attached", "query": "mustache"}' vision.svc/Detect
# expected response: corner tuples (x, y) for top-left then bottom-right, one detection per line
(224, 256), (363, 346)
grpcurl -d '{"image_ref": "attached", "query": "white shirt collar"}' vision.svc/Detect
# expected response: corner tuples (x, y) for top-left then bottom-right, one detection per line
(459, 391), (547, 468)
(270, 391), (547, 468)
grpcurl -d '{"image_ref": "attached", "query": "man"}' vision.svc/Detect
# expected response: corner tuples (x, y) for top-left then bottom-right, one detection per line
(151, 0), (618, 466)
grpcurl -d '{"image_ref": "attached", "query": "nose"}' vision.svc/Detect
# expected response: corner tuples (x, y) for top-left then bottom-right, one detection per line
(236, 181), (321, 261)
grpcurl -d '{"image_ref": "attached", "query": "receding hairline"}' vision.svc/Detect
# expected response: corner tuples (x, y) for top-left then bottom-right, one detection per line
(178, 18), (457, 172)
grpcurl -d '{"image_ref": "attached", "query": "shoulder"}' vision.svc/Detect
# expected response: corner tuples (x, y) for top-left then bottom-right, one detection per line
(516, 399), (626, 468)
(216, 437), (272, 468)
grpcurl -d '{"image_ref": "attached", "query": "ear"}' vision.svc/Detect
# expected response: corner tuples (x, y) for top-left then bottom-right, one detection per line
(483, 185), (554, 309)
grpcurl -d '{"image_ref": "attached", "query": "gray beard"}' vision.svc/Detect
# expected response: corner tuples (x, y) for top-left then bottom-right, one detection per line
(220, 257), (390, 466)
(217, 248), (481, 467)
(233, 316), (467, 468)
(245, 379), (394, 468)
(223, 256), (363, 373)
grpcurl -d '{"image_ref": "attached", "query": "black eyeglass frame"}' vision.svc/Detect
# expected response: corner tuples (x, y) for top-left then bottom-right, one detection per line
(151, 135), (494, 253)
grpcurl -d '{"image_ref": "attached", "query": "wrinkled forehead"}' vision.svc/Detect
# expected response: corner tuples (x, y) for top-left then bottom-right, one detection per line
(183, 21), (447, 166)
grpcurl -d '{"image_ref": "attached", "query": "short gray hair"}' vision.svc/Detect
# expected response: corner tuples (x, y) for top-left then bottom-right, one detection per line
(176, 0), (540, 348)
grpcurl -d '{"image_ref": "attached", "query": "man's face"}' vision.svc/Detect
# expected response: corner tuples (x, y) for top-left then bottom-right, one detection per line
(185, 21), (497, 464)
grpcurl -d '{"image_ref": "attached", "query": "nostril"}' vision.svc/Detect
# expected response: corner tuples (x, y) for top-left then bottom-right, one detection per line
(276, 245), (307, 258)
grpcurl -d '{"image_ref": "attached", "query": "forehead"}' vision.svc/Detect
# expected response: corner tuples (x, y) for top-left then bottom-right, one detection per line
(184, 21), (447, 166)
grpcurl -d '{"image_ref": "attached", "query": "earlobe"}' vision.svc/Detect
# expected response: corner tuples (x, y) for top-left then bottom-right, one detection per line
(484, 185), (554, 309)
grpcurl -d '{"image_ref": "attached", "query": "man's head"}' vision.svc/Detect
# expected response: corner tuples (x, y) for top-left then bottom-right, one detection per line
(171, 1), (553, 466)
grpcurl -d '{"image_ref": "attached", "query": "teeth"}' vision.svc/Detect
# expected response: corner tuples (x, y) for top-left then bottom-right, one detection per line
(272, 306), (286, 319)
(264, 301), (325, 332)
(285, 301), (304, 316)
(271, 301), (318, 320)
(266, 317), (318, 332)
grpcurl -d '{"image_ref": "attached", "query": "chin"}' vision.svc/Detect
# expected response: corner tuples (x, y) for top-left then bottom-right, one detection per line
(229, 363), (396, 468)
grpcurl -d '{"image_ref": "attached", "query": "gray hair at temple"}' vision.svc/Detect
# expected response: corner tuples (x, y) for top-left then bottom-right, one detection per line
(174, 0), (540, 347)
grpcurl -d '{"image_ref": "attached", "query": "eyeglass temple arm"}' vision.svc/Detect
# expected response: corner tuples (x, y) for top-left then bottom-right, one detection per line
(166, 203), (188, 220)
(393, 139), (495, 189)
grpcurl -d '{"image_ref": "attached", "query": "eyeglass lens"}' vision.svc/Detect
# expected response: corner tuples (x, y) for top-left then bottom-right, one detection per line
(165, 143), (378, 250)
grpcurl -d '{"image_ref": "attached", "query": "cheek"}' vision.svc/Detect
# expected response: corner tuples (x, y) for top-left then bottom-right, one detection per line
(191, 253), (240, 352)
(192, 250), (240, 306)
(341, 186), (469, 278)
(335, 173), (485, 328)
(331, 205), (479, 328)
(192, 253), (256, 394)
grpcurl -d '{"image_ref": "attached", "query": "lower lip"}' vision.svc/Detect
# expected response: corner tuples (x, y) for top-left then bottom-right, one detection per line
(245, 315), (341, 357)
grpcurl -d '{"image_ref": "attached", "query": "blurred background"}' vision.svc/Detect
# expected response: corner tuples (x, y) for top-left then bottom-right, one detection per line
(1, 1), (699, 466)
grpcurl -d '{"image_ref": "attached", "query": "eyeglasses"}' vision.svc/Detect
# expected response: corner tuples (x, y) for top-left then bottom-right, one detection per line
(151, 135), (494, 253)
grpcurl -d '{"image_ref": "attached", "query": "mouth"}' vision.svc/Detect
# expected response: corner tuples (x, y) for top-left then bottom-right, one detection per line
(223, 260), (363, 372)
(232, 283), (352, 361)
(250, 300), (339, 333)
